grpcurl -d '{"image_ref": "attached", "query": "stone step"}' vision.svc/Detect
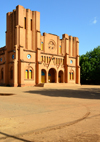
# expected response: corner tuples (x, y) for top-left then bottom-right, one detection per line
(35, 83), (81, 87)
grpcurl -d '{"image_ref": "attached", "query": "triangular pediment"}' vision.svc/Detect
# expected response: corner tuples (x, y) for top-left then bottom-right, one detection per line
(48, 57), (57, 69)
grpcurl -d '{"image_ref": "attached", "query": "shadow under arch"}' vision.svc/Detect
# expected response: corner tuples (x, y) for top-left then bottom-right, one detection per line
(48, 68), (56, 83)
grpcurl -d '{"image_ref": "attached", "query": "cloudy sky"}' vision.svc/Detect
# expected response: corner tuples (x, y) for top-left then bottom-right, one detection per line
(0, 0), (100, 56)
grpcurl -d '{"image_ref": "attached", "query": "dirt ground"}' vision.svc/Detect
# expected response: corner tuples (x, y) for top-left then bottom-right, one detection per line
(0, 84), (100, 142)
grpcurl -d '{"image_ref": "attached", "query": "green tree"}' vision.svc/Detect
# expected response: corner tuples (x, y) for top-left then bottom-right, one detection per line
(80, 46), (100, 84)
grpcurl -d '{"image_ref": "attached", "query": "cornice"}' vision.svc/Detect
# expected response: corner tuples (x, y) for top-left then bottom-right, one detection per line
(41, 52), (64, 57)
(67, 65), (76, 67)
(69, 56), (76, 59)
(8, 50), (16, 53)
(23, 49), (36, 53)
(20, 60), (35, 64)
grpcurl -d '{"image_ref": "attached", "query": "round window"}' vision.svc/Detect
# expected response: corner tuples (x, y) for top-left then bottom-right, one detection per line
(27, 54), (31, 59)
(70, 60), (73, 64)
(12, 55), (14, 59)
(48, 40), (55, 50)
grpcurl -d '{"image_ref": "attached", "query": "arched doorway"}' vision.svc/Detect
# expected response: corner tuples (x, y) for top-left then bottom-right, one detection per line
(48, 68), (56, 83)
(58, 70), (63, 83)
(41, 69), (46, 83)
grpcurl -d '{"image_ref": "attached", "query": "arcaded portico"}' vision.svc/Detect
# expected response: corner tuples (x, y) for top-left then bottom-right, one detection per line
(0, 5), (80, 87)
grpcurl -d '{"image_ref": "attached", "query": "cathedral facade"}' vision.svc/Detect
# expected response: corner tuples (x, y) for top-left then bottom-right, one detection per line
(0, 5), (80, 87)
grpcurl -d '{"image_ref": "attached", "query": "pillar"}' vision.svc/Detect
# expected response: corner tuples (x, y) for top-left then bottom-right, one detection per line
(76, 41), (80, 84)
(56, 71), (58, 83)
(13, 45), (18, 87)
(46, 70), (48, 83)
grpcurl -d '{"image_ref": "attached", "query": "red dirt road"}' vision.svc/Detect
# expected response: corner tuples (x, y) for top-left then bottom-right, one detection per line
(0, 85), (100, 142)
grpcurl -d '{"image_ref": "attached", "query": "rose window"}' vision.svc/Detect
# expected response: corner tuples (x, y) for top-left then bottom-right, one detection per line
(48, 41), (56, 51)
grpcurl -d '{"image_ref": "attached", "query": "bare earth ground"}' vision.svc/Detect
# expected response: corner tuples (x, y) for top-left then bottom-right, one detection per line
(0, 85), (100, 142)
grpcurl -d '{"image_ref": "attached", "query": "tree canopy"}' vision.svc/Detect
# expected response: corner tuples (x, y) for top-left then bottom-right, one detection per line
(79, 46), (100, 84)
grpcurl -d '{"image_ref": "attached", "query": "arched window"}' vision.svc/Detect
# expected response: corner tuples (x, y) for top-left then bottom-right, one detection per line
(44, 56), (46, 62)
(72, 72), (74, 80)
(69, 72), (71, 80)
(10, 67), (13, 79)
(41, 56), (43, 62)
(25, 70), (28, 79)
(69, 71), (74, 80)
(47, 57), (48, 63)
(41, 42), (43, 50)
(1, 68), (3, 80)
(29, 70), (32, 79)
(71, 73), (73, 80)
(49, 57), (51, 62)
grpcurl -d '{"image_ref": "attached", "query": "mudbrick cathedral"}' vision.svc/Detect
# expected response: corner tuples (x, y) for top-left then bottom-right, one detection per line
(0, 5), (80, 87)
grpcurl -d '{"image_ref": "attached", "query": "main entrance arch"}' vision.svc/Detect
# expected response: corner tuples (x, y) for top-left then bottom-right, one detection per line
(58, 70), (63, 83)
(41, 69), (46, 83)
(48, 68), (56, 83)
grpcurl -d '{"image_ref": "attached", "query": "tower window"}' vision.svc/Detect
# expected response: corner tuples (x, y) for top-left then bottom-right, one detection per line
(41, 42), (43, 50)
(24, 17), (26, 29)
(59, 46), (61, 54)
(30, 19), (32, 30)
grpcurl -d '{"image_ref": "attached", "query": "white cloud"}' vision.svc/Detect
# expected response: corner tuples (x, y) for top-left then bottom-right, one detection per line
(93, 17), (97, 24)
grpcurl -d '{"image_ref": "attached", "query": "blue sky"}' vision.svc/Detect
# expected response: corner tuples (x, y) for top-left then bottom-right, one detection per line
(0, 0), (100, 56)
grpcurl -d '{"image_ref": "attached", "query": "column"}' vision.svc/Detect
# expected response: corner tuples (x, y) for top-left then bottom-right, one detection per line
(78, 67), (80, 84)
(13, 45), (18, 87)
(56, 71), (58, 83)
(46, 70), (48, 83)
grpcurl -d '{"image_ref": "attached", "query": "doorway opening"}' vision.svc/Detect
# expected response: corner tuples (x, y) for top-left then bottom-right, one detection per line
(41, 69), (46, 83)
(58, 70), (63, 83)
(48, 68), (56, 83)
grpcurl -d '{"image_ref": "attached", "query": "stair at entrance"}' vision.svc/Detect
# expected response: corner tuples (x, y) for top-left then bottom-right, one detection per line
(35, 83), (81, 87)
